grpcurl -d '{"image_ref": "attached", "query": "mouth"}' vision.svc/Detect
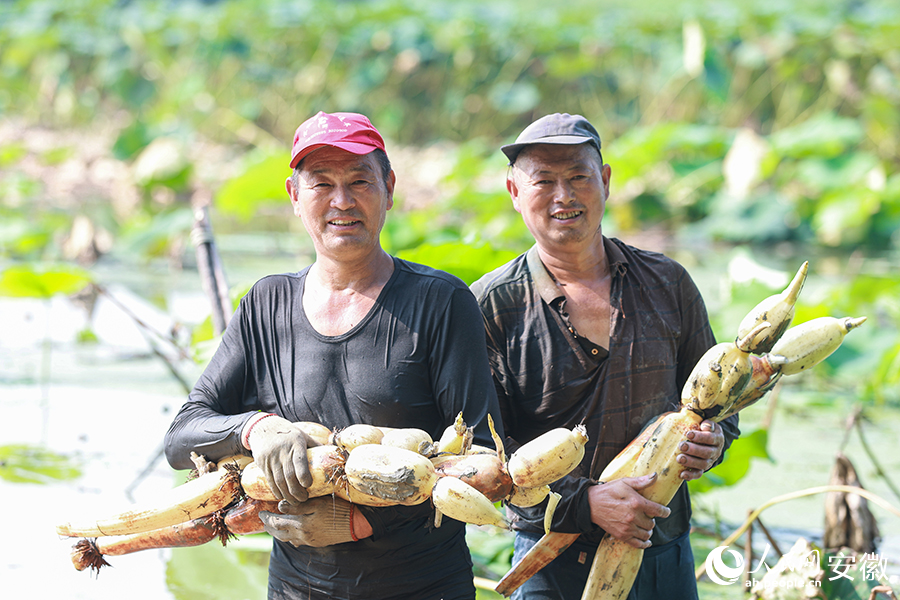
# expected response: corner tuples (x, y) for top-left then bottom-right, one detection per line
(551, 210), (583, 221)
(328, 218), (362, 227)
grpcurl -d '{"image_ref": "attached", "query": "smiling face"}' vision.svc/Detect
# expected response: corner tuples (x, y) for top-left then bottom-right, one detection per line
(508, 142), (611, 252)
(286, 146), (395, 263)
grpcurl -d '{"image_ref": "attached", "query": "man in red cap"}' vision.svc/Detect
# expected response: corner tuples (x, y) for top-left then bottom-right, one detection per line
(165, 111), (503, 599)
(471, 113), (740, 599)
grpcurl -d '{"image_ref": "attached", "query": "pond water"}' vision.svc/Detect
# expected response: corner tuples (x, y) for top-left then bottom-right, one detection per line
(2, 246), (898, 599)
(0, 255), (278, 599)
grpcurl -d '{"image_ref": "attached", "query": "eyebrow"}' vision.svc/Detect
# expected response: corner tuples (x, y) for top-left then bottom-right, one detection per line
(522, 162), (594, 178)
(305, 161), (377, 178)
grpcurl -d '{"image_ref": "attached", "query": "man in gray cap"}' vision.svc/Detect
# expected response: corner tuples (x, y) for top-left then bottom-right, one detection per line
(471, 113), (740, 599)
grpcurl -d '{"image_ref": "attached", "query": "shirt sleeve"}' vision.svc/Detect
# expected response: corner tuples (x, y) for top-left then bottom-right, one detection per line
(479, 300), (518, 452)
(164, 296), (261, 470)
(505, 476), (599, 535)
(426, 286), (505, 449)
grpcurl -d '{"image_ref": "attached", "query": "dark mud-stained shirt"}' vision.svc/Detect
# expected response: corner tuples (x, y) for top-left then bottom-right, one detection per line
(165, 257), (503, 600)
(470, 237), (739, 547)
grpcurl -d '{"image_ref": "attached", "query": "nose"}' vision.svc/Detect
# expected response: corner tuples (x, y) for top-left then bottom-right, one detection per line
(331, 184), (356, 210)
(553, 179), (575, 204)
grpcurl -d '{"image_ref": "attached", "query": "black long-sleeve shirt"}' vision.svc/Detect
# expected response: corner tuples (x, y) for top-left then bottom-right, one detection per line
(165, 257), (504, 600)
(470, 237), (739, 547)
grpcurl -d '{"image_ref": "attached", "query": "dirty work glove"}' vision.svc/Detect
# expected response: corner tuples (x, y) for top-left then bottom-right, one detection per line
(243, 414), (320, 504)
(260, 497), (358, 547)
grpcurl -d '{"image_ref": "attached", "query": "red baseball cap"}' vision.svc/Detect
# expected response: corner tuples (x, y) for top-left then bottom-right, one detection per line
(289, 111), (386, 168)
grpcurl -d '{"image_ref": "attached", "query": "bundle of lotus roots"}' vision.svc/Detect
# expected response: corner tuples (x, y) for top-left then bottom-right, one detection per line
(57, 409), (587, 572)
(494, 261), (867, 599)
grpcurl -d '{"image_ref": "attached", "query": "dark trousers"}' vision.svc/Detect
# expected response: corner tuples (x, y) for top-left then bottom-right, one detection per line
(509, 530), (699, 600)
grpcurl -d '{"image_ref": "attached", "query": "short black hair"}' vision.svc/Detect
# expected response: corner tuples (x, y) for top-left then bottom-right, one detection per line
(511, 141), (604, 170)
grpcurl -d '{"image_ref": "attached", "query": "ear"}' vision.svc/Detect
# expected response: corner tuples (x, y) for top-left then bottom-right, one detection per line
(507, 170), (522, 214)
(601, 163), (612, 196)
(285, 176), (302, 217)
(385, 169), (396, 211)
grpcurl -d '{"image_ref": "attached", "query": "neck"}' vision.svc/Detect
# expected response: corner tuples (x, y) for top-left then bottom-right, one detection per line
(309, 249), (394, 292)
(536, 236), (609, 284)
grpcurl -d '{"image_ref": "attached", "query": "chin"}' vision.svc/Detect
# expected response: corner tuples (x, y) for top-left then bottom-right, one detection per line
(550, 230), (591, 244)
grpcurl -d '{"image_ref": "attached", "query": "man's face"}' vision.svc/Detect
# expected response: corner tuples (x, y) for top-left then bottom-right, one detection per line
(285, 146), (395, 262)
(508, 143), (611, 251)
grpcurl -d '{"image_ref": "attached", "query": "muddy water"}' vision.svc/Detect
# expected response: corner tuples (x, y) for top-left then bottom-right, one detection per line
(1, 298), (193, 598)
(0, 265), (276, 598)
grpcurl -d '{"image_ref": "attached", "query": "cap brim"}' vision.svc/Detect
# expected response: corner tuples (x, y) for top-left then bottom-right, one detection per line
(501, 134), (596, 163)
(290, 141), (382, 168)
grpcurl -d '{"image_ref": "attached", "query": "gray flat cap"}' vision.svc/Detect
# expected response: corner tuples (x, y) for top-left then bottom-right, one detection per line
(501, 113), (602, 165)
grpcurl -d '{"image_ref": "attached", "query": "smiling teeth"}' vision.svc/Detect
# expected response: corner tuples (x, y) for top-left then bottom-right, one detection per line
(553, 211), (581, 220)
(331, 220), (358, 225)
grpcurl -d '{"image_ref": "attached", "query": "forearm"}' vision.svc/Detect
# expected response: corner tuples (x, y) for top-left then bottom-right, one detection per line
(164, 401), (257, 470)
(165, 297), (262, 470)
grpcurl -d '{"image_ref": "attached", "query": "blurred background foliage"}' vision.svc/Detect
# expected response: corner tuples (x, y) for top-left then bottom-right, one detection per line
(2, 0), (899, 248)
(1, 0), (898, 500)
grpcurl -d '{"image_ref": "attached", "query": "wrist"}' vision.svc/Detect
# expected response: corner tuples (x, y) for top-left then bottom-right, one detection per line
(241, 413), (277, 450)
(351, 505), (373, 540)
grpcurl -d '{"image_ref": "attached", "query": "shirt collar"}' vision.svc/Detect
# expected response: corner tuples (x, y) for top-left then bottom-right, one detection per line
(525, 244), (562, 306)
(526, 237), (630, 306)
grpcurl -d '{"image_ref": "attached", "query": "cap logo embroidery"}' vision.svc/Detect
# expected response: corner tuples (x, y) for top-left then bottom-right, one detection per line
(289, 111), (386, 168)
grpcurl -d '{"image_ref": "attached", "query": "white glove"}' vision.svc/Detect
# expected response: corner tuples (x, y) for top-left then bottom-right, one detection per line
(243, 414), (320, 504)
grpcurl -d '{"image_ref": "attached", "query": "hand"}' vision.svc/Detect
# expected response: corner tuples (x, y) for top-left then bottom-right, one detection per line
(676, 419), (725, 481)
(245, 415), (321, 504)
(259, 497), (370, 547)
(588, 474), (672, 549)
